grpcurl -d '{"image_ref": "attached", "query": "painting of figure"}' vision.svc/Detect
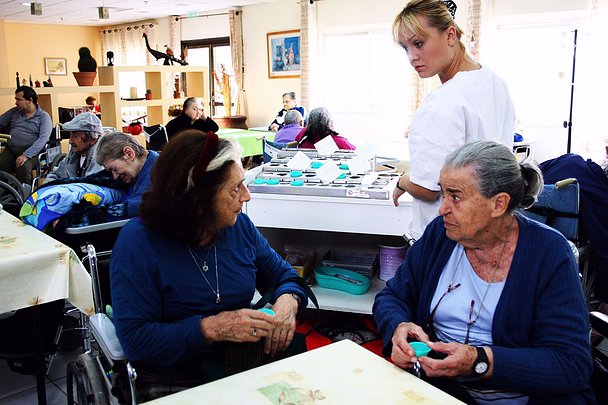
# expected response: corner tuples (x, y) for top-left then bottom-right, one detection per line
(267, 30), (301, 78)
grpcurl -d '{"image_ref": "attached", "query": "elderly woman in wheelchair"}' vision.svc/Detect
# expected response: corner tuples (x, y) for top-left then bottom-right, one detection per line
(373, 141), (594, 404)
(96, 130), (307, 401)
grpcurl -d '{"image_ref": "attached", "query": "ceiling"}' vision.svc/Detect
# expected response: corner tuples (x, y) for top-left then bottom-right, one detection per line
(0, 0), (272, 26)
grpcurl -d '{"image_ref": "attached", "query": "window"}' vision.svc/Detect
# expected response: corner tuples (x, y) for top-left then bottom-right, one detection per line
(319, 28), (411, 159)
(182, 37), (233, 117)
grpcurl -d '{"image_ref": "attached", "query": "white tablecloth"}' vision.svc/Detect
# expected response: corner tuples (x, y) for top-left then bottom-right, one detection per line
(0, 210), (94, 315)
(145, 340), (464, 404)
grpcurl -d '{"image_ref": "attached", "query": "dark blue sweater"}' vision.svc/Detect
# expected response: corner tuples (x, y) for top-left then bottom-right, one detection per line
(373, 214), (594, 403)
(111, 214), (306, 367)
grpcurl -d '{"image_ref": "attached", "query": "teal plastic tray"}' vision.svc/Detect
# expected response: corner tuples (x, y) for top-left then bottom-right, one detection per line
(314, 266), (371, 295)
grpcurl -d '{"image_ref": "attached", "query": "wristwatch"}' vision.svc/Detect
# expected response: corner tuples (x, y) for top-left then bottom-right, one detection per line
(472, 346), (489, 378)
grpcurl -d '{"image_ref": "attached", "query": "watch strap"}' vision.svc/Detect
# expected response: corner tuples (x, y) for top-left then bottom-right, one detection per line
(472, 346), (489, 377)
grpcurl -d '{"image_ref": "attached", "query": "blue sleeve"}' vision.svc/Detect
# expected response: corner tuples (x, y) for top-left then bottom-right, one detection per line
(0, 108), (13, 131)
(243, 215), (308, 311)
(125, 152), (157, 216)
(489, 231), (593, 395)
(111, 222), (207, 366)
(24, 110), (52, 158)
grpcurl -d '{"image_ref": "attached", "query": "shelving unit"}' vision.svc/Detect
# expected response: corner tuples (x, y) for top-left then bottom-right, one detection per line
(244, 191), (413, 314)
(97, 65), (208, 129)
(0, 85), (113, 125)
(0, 65), (209, 130)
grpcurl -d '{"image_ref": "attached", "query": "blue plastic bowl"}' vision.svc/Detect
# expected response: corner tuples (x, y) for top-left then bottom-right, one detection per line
(314, 266), (371, 295)
(410, 341), (431, 357)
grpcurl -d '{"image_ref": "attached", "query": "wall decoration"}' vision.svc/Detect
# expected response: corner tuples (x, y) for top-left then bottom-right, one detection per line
(267, 30), (301, 79)
(44, 57), (67, 76)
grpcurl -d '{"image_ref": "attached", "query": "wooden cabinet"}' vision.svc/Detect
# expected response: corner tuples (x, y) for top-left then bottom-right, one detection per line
(97, 65), (208, 129)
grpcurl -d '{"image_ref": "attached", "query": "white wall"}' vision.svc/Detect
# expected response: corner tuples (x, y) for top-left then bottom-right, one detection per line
(181, 14), (230, 40)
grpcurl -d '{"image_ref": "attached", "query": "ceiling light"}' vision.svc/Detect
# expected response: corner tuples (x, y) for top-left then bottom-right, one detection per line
(30, 2), (42, 16)
(98, 6), (109, 19)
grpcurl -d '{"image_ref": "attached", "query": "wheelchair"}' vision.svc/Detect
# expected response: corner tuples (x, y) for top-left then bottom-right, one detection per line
(143, 124), (168, 152)
(66, 244), (138, 405)
(521, 178), (596, 308)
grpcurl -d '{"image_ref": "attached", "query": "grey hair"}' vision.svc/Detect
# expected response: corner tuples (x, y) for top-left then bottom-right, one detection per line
(95, 131), (146, 165)
(443, 140), (543, 211)
(282, 91), (297, 100)
(182, 97), (198, 111)
(184, 137), (242, 192)
(82, 130), (100, 142)
(284, 109), (303, 125)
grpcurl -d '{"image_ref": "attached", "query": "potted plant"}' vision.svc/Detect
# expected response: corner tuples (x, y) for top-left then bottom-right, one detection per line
(73, 47), (97, 86)
(145, 89), (152, 100)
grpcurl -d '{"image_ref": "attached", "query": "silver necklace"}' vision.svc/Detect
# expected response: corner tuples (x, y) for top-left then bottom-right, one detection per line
(186, 244), (221, 304)
(467, 217), (515, 329)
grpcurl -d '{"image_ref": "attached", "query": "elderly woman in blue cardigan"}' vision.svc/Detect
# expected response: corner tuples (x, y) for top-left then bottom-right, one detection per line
(373, 141), (594, 404)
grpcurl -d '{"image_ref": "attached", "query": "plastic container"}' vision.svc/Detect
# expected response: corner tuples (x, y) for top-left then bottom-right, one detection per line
(410, 341), (431, 357)
(314, 266), (371, 295)
(321, 249), (378, 279)
(378, 241), (407, 281)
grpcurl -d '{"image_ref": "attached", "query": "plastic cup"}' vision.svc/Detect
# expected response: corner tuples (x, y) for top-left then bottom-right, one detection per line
(410, 341), (431, 357)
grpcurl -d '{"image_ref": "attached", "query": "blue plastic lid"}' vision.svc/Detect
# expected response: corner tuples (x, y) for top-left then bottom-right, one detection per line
(267, 179), (280, 185)
(311, 162), (323, 169)
(290, 180), (304, 186)
(410, 341), (431, 357)
(337, 173), (347, 179)
(290, 171), (303, 178)
(254, 178), (267, 184)
(258, 308), (275, 316)
(339, 164), (349, 170)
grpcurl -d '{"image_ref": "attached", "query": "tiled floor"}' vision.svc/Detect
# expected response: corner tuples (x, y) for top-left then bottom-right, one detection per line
(0, 347), (83, 405)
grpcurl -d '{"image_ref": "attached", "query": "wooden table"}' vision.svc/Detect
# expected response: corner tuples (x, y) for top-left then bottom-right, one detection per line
(144, 340), (464, 404)
(0, 210), (94, 404)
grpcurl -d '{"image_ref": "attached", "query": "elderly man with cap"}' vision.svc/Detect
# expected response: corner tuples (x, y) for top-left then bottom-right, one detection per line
(44, 112), (104, 184)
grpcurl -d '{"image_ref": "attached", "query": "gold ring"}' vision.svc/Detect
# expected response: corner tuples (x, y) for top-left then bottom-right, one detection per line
(251, 328), (257, 337)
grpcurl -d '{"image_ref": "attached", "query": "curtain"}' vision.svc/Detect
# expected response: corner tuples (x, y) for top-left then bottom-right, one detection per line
(300, 0), (318, 110)
(467, 0), (482, 60)
(229, 9), (245, 116)
(100, 23), (157, 67)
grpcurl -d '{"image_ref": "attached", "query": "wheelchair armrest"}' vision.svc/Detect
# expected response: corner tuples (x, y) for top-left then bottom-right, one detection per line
(89, 313), (125, 361)
(590, 311), (608, 338)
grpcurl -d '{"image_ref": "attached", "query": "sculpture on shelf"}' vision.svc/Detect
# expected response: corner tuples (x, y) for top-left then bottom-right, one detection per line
(142, 33), (188, 66)
(106, 51), (114, 66)
(213, 64), (232, 117)
(73, 47), (98, 86)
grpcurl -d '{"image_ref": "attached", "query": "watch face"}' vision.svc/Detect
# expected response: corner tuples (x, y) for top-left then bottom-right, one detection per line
(475, 362), (488, 374)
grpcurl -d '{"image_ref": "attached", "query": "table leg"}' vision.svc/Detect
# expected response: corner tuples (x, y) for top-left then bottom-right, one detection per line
(32, 304), (47, 405)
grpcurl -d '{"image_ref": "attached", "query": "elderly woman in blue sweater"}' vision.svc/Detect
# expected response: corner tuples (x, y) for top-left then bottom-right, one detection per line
(110, 130), (307, 401)
(373, 141), (594, 404)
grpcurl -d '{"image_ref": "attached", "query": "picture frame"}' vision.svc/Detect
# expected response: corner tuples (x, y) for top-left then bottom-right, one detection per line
(44, 57), (67, 76)
(266, 30), (301, 79)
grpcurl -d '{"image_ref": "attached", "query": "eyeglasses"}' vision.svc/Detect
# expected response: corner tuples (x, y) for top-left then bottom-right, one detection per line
(426, 286), (478, 345)
(425, 281), (461, 341)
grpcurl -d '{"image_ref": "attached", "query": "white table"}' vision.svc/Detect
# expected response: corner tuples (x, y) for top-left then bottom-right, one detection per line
(0, 210), (94, 405)
(144, 340), (464, 404)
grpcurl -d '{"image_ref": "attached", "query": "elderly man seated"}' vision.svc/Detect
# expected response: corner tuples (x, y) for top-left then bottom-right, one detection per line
(274, 110), (303, 143)
(44, 112), (104, 184)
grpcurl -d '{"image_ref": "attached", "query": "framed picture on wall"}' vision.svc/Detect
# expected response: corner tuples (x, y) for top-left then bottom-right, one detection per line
(267, 30), (301, 79)
(44, 57), (67, 75)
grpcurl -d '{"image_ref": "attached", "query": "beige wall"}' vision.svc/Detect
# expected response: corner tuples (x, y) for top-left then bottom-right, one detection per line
(0, 21), (100, 111)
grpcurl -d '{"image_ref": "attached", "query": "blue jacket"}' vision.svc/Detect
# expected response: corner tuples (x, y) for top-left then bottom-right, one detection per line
(111, 214), (307, 367)
(125, 150), (158, 217)
(373, 214), (594, 403)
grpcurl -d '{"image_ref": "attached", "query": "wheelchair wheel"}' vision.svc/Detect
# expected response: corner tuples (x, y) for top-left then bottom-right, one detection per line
(0, 171), (26, 200)
(0, 180), (24, 216)
(67, 353), (110, 405)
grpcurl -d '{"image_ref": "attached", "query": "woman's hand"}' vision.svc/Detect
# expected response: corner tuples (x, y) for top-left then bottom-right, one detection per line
(390, 322), (430, 369)
(199, 107), (207, 121)
(200, 308), (275, 343)
(267, 293), (299, 357)
(418, 341), (484, 378)
(269, 123), (279, 132)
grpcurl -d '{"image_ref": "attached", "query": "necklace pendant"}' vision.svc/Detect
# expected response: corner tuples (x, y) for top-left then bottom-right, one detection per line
(216, 294), (221, 304)
(202, 262), (209, 272)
